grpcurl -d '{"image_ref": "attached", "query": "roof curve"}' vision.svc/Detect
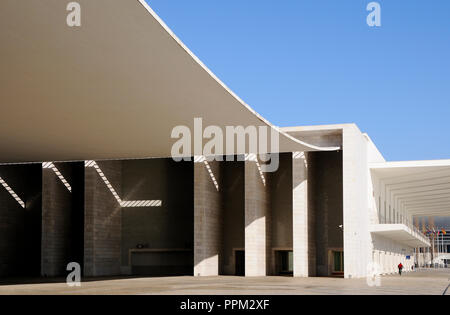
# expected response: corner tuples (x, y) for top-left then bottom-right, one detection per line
(0, 0), (338, 163)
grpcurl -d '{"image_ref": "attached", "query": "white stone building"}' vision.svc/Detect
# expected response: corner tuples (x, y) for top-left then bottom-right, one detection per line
(0, 0), (446, 280)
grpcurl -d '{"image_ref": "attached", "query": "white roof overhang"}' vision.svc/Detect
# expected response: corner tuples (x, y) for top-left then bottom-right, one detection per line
(0, 0), (338, 163)
(370, 160), (450, 217)
(369, 224), (431, 247)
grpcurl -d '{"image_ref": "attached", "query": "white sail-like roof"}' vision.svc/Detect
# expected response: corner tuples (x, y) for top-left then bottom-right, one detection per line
(0, 0), (337, 163)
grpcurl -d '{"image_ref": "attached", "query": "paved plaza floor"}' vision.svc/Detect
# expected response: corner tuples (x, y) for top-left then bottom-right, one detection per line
(0, 269), (448, 295)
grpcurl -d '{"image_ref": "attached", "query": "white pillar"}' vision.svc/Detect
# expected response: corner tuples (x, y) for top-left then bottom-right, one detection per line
(244, 155), (270, 277)
(292, 152), (313, 277)
(194, 158), (222, 276)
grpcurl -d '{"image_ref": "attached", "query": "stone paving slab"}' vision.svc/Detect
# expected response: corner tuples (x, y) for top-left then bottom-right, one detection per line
(0, 269), (448, 295)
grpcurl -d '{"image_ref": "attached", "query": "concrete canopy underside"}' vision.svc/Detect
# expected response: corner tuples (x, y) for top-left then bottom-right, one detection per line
(370, 224), (430, 247)
(371, 160), (450, 217)
(0, 0), (337, 163)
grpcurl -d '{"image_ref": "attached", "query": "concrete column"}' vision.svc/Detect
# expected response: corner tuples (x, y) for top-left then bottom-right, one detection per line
(194, 158), (222, 276)
(388, 252), (392, 273)
(244, 155), (270, 277)
(84, 160), (122, 277)
(292, 152), (313, 277)
(342, 125), (370, 279)
(41, 163), (73, 277)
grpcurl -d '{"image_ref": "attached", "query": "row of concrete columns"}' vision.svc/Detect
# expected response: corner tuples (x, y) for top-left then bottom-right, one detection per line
(1, 154), (313, 278)
(12, 160), (139, 278)
(193, 153), (311, 277)
(41, 161), (122, 277)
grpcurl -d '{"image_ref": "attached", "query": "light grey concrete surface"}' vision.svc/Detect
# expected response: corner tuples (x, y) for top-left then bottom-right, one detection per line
(245, 157), (271, 277)
(0, 270), (448, 295)
(194, 159), (222, 276)
(84, 160), (122, 277)
(292, 152), (312, 277)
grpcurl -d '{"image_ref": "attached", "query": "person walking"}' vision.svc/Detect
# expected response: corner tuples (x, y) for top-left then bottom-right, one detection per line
(398, 263), (403, 276)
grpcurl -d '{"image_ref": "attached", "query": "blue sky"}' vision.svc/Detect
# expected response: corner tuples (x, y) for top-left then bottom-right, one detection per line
(146, 0), (450, 161)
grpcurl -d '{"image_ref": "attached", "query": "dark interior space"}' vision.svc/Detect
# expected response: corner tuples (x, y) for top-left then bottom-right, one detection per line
(220, 160), (245, 276)
(69, 162), (85, 273)
(274, 250), (293, 276)
(235, 250), (245, 276)
(0, 164), (42, 278)
(121, 159), (194, 276)
(308, 151), (343, 276)
(270, 153), (293, 276)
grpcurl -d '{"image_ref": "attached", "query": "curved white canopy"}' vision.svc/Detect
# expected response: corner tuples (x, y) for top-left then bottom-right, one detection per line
(0, 0), (337, 163)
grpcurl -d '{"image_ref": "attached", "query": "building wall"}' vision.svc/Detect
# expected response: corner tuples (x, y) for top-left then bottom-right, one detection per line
(84, 160), (122, 277)
(0, 164), (42, 277)
(372, 234), (414, 274)
(121, 159), (193, 276)
(368, 144), (422, 273)
(0, 125), (433, 280)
